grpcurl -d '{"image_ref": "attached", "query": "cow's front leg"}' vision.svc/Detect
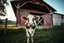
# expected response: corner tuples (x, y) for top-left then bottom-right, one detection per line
(26, 29), (30, 43)
(31, 29), (35, 43)
(31, 36), (34, 43)
(27, 37), (30, 43)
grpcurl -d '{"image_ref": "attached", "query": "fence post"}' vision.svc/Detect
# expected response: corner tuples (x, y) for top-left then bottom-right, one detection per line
(4, 18), (8, 34)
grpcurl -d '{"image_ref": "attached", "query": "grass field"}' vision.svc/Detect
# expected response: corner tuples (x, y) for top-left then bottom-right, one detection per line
(0, 25), (64, 43)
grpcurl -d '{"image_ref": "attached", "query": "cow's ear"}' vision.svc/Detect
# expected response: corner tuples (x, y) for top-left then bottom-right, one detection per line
(22, 16), (28, 20)
(34, 16), (40, 21)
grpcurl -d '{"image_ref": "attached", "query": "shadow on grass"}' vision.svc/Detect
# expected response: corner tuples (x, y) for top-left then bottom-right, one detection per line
(0, 28), (26, 43)
(0, 27), (64, 43)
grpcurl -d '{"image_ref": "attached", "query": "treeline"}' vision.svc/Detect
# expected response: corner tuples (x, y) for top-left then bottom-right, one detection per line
(0, 19), (16, 24)
(0, 19), (5, 23)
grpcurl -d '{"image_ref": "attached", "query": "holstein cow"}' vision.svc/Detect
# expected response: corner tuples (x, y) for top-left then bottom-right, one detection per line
(22, 14), (40, 43)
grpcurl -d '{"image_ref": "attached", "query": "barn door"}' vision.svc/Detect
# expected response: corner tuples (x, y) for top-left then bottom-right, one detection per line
(36, 16), (44, 26)
(30, 12), (44, 26)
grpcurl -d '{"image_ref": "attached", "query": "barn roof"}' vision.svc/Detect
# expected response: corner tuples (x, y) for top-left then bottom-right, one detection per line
(20, 2), (50, 13)
(10, 0), (56, 14)
(54, 13), (64, 15)
(10, 0), (56, 11)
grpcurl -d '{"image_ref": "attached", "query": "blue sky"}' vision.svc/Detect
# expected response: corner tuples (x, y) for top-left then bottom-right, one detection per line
(44, 0), (64, 14)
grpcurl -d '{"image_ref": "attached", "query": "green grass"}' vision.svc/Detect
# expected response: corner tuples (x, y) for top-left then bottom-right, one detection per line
(0, 26), (64, 43)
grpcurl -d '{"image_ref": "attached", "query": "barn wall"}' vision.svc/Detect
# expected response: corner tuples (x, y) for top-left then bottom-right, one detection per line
(16, 9), (30, 26)
(61, 15), (64, 26)
(16, 9), (54, 26)
(44, 14), (52, 26)
(20, 10), (29, 25)
(53, 14), (61, 26)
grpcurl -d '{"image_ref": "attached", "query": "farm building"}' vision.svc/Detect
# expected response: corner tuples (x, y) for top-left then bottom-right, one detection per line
(8, 0), (64, 26)
(53, 13), (64, 26)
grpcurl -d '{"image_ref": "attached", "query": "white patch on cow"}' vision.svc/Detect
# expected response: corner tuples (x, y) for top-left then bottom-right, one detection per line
(28, 27), (33, 34)
(28, 14), (34, 24)
(27, 14), (37, 26)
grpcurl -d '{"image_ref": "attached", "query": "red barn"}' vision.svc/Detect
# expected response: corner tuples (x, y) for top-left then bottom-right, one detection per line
(10, 0), (56, 26)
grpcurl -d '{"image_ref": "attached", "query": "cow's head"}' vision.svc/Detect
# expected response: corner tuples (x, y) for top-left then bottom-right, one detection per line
(22, 15), (40, 29)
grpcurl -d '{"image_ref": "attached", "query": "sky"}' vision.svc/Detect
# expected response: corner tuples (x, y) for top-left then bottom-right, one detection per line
(0, 0), (64, 21)
(44, 0), (64, 14)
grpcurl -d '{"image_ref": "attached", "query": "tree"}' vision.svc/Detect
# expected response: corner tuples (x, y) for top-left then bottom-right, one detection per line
(0, 0), (8, 16)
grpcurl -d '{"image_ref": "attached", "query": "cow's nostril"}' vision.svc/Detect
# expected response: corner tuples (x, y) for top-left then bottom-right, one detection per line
(32, 26), (36, 29)
(26, 26), (30, 29)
